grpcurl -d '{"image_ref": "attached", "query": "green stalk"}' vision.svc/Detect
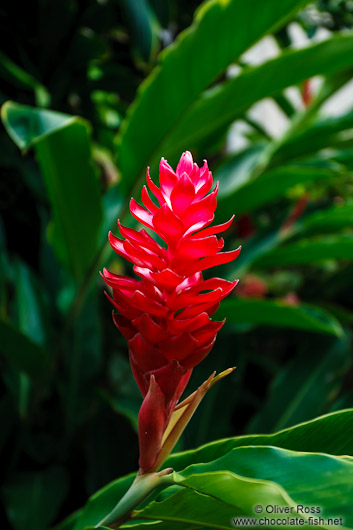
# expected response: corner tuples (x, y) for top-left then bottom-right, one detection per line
(96, 468), (176, 528)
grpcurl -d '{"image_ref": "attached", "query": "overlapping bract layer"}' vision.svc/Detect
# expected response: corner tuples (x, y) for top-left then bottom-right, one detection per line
(103, 151), (240, 472)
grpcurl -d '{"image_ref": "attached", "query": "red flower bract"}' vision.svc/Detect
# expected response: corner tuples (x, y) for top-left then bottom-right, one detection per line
(102, 151), (240, 473)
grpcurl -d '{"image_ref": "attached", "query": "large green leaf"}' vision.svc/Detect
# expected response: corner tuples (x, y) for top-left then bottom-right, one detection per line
(65, 410), (353, 530)
(133, 470), (295, 529)
(256, 235), (353, 267)
(133, 486), (245, 530)
(165, 409), (353, 470)
(158, 34), (353, 166)
(131, 448), (353, 528)
(215, 298), (343, 336)
(171, 447), (353, 525)
(1, 101), (102, 284)
(247, 333), (351, 433)
(117, 0), (310, 190)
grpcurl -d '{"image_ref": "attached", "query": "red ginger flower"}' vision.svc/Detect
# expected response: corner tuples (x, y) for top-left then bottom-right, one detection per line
(102, 152), (240, 473)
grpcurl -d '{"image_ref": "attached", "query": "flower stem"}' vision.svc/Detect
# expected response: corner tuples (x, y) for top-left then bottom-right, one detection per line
(95, 468), (176, 528)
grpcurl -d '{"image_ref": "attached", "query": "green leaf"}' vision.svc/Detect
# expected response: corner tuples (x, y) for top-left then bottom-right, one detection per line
(64, 410), (353, 529)
(256, 235), (353, 267)
(165, 409), (353, 471)
(158, 34), (353, 166)
(176, 447), (353, 525)
(218, 165), (339, 217)
(117, 0), (310, 190)
(215, 143), (266, 197)
(85, 527), (111, 530)
(248, 333), (352, 433)
(121, 520), (202, 529)
(1, 101), (102, 283)
(0, 51), (50, 107)
(215, 299), (343, 336)
(121, 0), (154, 62)
(13, 260), (50, 347)
(2, 466), (69, 530)
(106, 448), (353, 528)
(331, 147), (353, 170)
(272, 110), (353, 166)
(134, 471), (294, 529)
(0, 319), (49, 380)
(298, 203), (353, 236)
(1, 102), (75, 150)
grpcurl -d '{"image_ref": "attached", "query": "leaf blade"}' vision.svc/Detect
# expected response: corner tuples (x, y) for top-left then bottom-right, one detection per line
(117, 0), (310, 190)
(215, 299), (343, 336)
(2, 102), (102, 283)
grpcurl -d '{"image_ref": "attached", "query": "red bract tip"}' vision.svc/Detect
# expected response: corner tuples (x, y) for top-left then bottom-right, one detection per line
(102, 151), (240, 473)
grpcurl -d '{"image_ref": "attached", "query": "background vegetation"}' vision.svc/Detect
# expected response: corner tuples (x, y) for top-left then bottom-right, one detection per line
(1, 0), (353, 528)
